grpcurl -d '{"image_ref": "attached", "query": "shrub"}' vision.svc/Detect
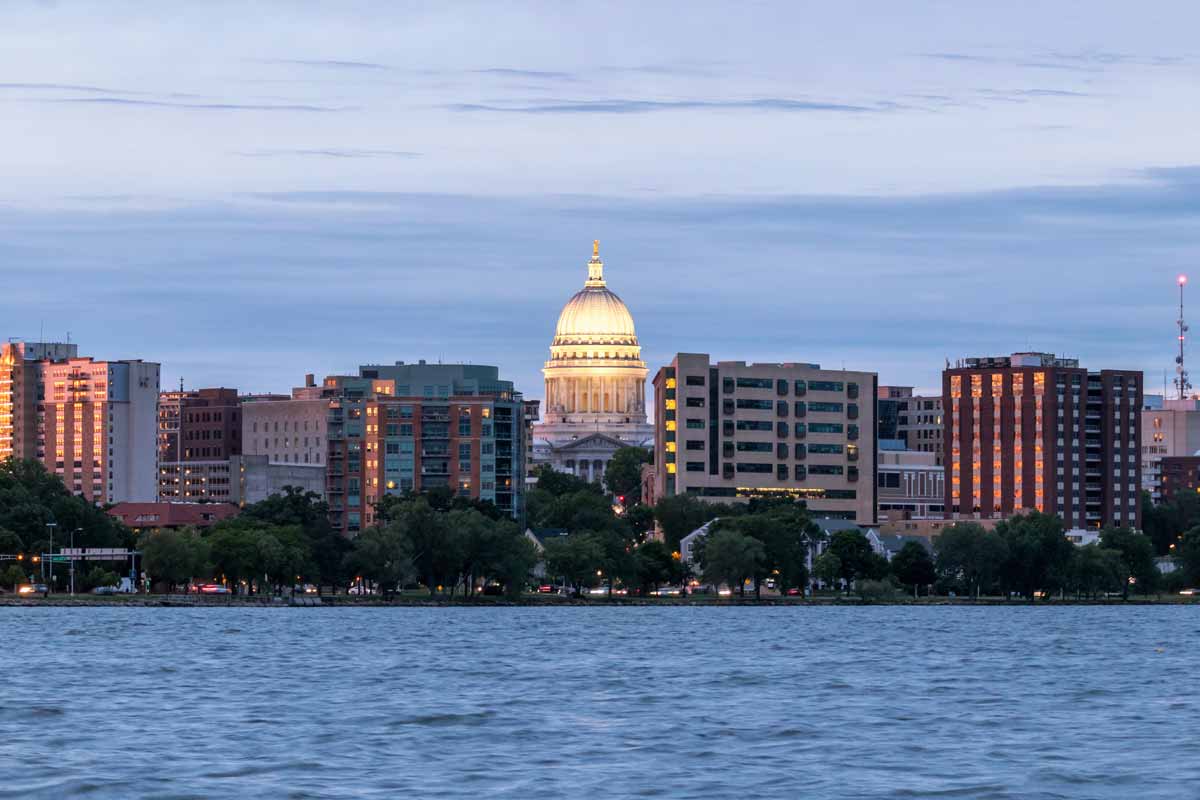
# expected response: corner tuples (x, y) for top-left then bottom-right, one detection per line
(856, 579), (896, 602)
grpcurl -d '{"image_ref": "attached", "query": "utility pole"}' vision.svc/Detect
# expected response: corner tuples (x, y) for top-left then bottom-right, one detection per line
(1177, 275), (1192, 400)
(45, 521), (56, 591)
(71, 527), (81, 596)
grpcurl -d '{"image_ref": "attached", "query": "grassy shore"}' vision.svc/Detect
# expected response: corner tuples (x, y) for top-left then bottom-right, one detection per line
(2, 593), (1198, 607)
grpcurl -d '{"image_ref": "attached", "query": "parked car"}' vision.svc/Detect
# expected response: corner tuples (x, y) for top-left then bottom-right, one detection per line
(537, 584), (555, 594)
(482, 583), (504, 596)
(18, 584), (48, 595)
(92, 585), (118, 595)
(654, 586), (682, 597)
(198, 584), (230, 595)
(787, 587), (802, 597)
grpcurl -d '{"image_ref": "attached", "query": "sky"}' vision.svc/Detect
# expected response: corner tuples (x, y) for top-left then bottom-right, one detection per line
(3, 1), (1200, 400)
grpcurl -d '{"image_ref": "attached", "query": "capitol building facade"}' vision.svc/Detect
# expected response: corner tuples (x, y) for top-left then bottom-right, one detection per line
(531, 242), (654, 482)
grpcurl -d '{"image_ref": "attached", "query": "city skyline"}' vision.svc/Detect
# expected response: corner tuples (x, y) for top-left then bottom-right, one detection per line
(4, 2), (1200, 398)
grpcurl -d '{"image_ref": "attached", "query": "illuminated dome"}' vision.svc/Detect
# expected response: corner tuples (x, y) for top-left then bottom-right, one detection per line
(540, 241), (649, 426)
(553, 243), (638, 346)
(553, 285), (638, 345)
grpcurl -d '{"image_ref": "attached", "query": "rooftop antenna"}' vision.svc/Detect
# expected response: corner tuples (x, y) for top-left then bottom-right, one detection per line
(1177, 274), (1191, 400)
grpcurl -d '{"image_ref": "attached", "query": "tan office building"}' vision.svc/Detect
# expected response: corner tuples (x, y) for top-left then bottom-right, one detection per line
(652, 353), (877, 524)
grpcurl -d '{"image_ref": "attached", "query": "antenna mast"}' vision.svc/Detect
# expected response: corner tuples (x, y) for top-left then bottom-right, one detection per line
(1177, 274), (1191, 400)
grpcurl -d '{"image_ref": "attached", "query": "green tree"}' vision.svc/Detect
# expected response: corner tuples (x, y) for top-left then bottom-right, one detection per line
(654, 494), (721, 552)
(1144, 490), (1200, 556)
(1177, 525), (1200, 585)
(813, 551), (841, 592)
(386, 498), (458, 595)
(0, 458), (133, 550)
(1099, 527), (1159, 598)
(934, 522), (1008, 599)
(701, 528), (766, 597)
(1, 563), (28, 590)
(623, 504), (656, 542)
(141, 527), (211, 592)
(343, 522), (415, 596)
(0, 527), (24, 556)
(542, 532), (604, 596)
(604, 447), (650, 504)
(890, 540), (936, 598)
(486, 523), (540, 599)
(826, 529), (875, 594)
(1068, 544), (1123, 599)
(631, 540), (677, 594)
(996, 512), (1074, 599)
(79, 566), (119, 593)
(732, 505), (820, 596)
(207, 525), (263, 594)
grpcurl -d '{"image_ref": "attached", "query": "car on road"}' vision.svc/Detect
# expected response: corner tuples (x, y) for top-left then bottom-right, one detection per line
(654, 587), (682, 597)
(18, 584), (48, 595)
(92, 585), (118, 595)
(198, 584), (230, 595)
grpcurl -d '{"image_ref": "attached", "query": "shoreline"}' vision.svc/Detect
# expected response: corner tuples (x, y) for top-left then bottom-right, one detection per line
(2, 595), (1197, 608)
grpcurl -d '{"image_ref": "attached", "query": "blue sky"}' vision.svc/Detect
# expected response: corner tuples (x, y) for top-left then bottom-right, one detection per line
(3, 1), (1200, 398)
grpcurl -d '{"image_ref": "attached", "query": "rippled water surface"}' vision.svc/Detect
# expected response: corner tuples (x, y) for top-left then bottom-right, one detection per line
(2, 606), (1198, 798)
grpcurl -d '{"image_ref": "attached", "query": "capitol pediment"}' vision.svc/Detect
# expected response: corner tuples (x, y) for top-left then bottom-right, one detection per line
(553, 432), (630, 453)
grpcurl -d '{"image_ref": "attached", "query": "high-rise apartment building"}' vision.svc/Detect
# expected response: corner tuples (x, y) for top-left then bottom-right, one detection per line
(652, 354), (877, 524)
(0, 343), (159, 503)
(1, 341), (79, 462)
(1141, 399), (1200, 500)
(158, 387), (242, 501)
(324, 362), (525, 535)
(943, 352), (1141, 530)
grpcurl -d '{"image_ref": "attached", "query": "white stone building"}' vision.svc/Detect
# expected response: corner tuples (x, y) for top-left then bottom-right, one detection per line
(532, 241), (653, 483)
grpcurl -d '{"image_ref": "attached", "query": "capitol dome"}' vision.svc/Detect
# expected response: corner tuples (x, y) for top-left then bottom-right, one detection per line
(540, 241), (649, 429)
(553, 285), (638, 345)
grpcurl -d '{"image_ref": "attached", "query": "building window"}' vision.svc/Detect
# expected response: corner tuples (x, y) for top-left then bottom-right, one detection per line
(686, 461), (705, 472)
(685, 397), (705, 408)
(686, 419), (705, 429)
(723, 378), (735, 394)
(736, 377), (774, 389)
(736, 442), (772, 452)
(809, 402), (843, 413)
(685, 440), (705, 451)
(686, 375), (706, 386)
(736, 399), (773, 411)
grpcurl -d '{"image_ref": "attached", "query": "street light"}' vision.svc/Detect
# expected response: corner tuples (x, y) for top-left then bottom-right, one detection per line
(45, 522), (56, 591)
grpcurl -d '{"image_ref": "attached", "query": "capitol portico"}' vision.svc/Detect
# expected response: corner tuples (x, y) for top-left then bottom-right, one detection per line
(532, 242), (654, 482)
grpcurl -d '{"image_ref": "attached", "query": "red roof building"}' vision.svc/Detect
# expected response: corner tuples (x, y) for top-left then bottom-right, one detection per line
(107, 502), (240, 532)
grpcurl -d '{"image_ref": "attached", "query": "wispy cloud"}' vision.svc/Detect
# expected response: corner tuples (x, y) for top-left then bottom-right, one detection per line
(447, 97), (891, 114)
(255, 58), (390, 71)
(472, 68), (576, 81)
(33, 97), (352, 112)
(236, 148), (421, 159)
(0, 82), (142, 94)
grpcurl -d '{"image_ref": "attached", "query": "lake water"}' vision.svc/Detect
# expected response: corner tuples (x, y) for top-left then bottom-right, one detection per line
(1, 606), (1197, 798)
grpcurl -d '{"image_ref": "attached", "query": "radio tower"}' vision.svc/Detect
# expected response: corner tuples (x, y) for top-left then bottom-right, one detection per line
(1177, 274), (1192, 400)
